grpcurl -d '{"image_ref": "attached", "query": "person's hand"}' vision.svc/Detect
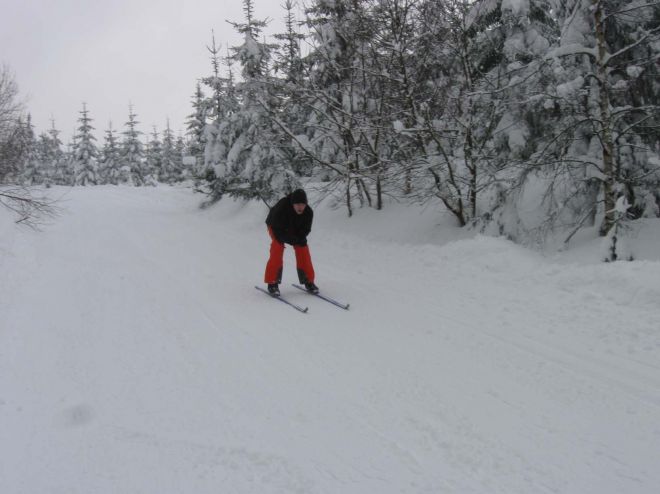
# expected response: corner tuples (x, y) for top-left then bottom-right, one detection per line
(278, 233), (296, 245)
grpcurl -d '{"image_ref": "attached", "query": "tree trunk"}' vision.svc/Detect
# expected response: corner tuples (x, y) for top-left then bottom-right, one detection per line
(465, 125), (477, 220)
(376, 174), (382, 210)
(593, 0), (616, 236)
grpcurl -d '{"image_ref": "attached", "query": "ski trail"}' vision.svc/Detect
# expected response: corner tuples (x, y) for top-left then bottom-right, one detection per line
(2, 186), (659, 494)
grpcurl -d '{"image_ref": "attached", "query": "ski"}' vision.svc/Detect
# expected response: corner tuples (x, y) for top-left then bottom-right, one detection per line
(255, 286), (309, 313)
(292, 284), (350, 310)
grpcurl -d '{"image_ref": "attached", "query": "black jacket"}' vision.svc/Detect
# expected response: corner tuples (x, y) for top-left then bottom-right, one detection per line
(266, 193), (313, 245)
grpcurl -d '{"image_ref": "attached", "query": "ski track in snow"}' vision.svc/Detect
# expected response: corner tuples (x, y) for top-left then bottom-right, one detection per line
(1, 186), (659, 494)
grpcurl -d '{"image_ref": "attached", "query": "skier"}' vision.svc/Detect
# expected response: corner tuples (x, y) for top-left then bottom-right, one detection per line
(264, 188), (318, 296)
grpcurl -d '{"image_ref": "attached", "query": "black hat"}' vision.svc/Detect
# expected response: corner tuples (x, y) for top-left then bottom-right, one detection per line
(290, 188), (307, 204)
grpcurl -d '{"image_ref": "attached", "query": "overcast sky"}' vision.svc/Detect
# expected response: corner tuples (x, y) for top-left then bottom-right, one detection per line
(1, 0), (287, 143)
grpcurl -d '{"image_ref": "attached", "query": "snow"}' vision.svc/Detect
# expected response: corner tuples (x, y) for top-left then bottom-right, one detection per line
(1, 186), (660, 493)
(556, 76), (585, 98)
(393, 120), (405, 133)
(502, 0), (529, 17)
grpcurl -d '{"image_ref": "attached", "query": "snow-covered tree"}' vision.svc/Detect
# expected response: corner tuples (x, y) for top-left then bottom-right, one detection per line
(203, 32), (229, 123)
(18, 115), (44, 185)
(273, 0), (306, 85)
(200, 33), (239, 183)
(540, 0), (660, 243)
(457, 0), (560, 236)
(145, 127), (163, 182)
(175, 133), (191, 180)
(72, 103), (98, 185)
(100, 123), (122, 185)
(37, 120), (66, 186)
(121, 105), (147, 186)
(160, 119), (182, 183)
(182, 0), (659, 251)
(269, 0), (315, 180)
(0, 64), (25, 183)
(203, 0), (299, 204)
(185, 82), (209, 178)
(296, 0), (384, 214)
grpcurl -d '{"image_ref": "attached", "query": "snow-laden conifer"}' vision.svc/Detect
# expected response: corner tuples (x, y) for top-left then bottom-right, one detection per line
(72, 104), (98, 186)
(185, 82), (209, 179)
(18, 115), (43, 185)
(100, 123), (122, 185)
(160, 119), (183, 183)
(145, 127), (163, 183)
(204, 0), (299, 205)
(121, 105), (148, 186)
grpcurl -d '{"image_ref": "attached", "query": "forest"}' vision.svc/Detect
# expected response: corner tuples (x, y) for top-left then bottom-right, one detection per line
(1, 0), (659, 255)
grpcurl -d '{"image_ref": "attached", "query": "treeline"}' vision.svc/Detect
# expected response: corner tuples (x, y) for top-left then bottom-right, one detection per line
(3, 0), (660, 251)
(188, 0), (659, 248)
(2, 100), (194, 187)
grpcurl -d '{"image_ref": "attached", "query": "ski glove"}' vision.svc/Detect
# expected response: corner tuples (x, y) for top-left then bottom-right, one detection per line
(276, 233), (297, 245)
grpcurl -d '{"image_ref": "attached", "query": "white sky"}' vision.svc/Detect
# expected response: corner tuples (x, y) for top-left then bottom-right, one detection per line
(0, 0), (287, 143)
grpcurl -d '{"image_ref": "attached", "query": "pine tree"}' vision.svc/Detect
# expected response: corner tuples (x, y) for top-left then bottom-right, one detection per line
(100, 123), (122, 185)
(200, 33), (239, 184)
(59, 133), (78, 186)
(160, 119), (182, 183)
(175, 133), (190, 180)
(121, 105), (147, 186)
(36, 132), (52, 184)
(37, 120), (65, 186)
(185, 82), (209, 178)
(273, 0), (306, 85)
(298, 0), (380, 214)
(203, 0), (298, 204)
(202, 31), (228, 122)
(271, 0), (314, 179)
(229, 0), (271, 82)
(461, 0), (561, 237)
(72, 103), (98, 185)
(18, 115), (43, 185)
(145, 127), (163, 183)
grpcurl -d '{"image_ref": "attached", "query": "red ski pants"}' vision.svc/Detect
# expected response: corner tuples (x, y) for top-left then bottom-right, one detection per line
(264, 227), (315, 284)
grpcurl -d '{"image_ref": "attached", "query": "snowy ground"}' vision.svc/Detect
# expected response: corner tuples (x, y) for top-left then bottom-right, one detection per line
(1, 186), (659, 494)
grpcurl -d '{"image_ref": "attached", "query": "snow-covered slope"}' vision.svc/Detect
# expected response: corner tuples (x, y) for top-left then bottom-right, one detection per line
(1, 186), (659, 493)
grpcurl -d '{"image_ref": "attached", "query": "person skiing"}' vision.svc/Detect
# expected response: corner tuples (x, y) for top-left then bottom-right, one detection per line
(264, 188), (318, 296)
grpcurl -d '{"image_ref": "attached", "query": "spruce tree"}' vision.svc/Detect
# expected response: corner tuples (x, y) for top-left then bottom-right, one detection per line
(145, 127), (163, 183)
(73, 103), (98, 186)
(37, 120), (65, 186)
(271, 0), (314, 179)
(160, 119), (182, 183)
(300, 0), (379, 214)
(185, 82), (209, 178)
(100, 123), (122, 185)
(18, 115), (43, 185)
(121, 105), (147, 186)
(175, 134), (190, 180)
(204, 0), (298, 204)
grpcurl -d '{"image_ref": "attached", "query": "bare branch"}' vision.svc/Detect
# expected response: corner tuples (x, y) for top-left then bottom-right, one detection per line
(0, 186), (61, 229)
